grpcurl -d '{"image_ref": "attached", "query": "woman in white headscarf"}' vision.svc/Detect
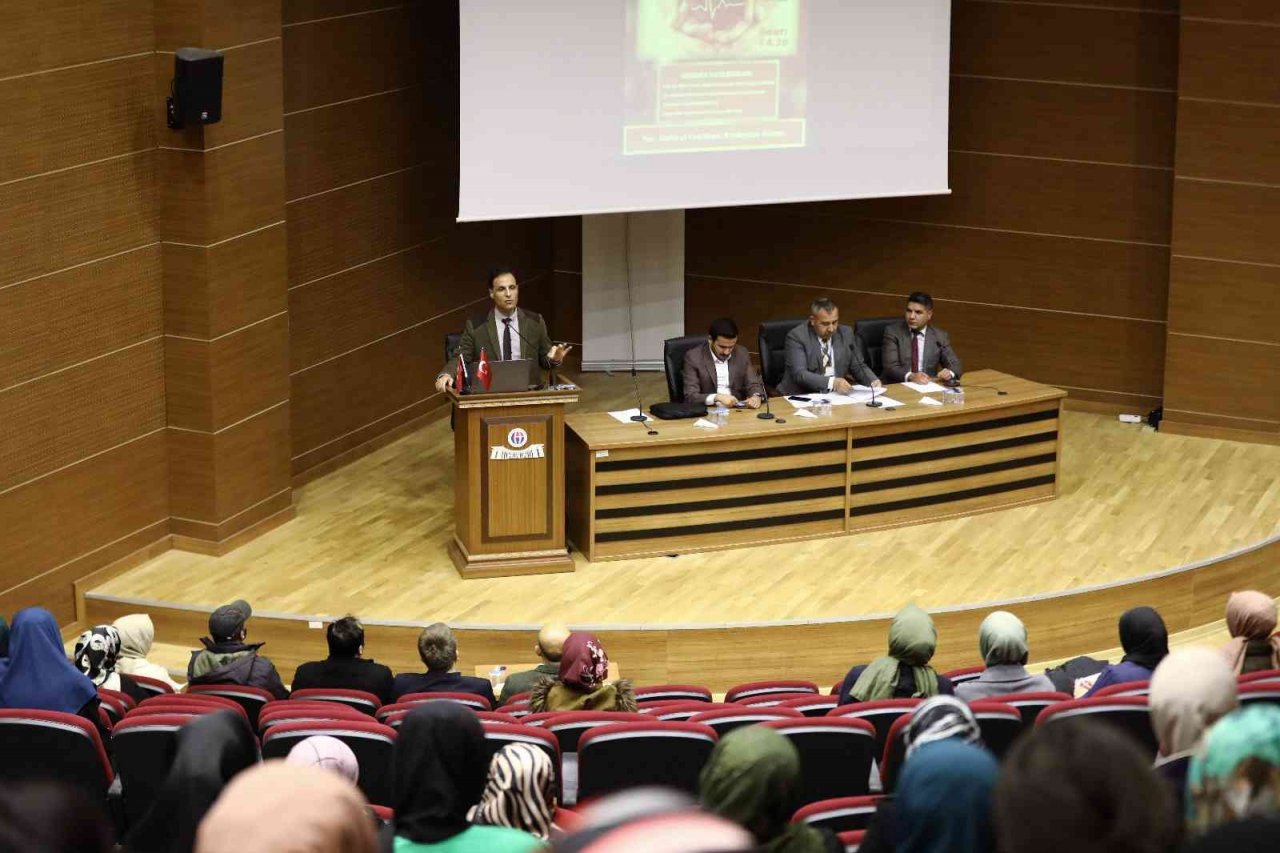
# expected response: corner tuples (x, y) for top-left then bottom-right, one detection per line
(955, 611), (1057, 701)
(1149, 646), (1239, 809)
(113, 613), (183, 691)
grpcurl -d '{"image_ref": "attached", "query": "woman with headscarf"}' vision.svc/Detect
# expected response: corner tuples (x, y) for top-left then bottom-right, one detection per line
(529, 632), (636, 713)
(113, 612), (184, 691)
(1218, 591), (1280, 675)
(286, 735), (361, 785)
(1083, 606), (1169, 698)
(954, 611), (1056, 701)
(893, 740), (998, 853)
(73, 624), (148, 704)
(994, 717), (1177, 853)
(0, 608), (102, 736)
(1148, 647), (1238, 810)
(699, 725), (841, 853)
(392, 702), (541, 852)
(194, 762), (377, 853)
(1186, 704), (1280, 836)
(125, 709), (260, 853)
(471, 743), (557, 841)
(840, 604), (952, 704)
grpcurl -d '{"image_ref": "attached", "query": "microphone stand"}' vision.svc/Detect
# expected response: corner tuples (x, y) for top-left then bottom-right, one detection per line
(757, 391), (775, 420)
(866, 381), (884, 408)
(630, 364), (658, 436)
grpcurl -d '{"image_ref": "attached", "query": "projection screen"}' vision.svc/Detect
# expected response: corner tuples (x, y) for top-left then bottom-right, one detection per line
(458, 0), (951, 221)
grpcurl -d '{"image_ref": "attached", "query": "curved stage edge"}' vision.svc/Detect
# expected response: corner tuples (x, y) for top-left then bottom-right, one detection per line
(83, 533), (1279, 693)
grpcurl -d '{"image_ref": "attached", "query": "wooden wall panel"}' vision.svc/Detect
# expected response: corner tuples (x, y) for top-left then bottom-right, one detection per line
(0, 245), (162, 389)
(1165, 337), (1280, 425)
(160, 132), (287, 246)
(0, 0), (153, 79)
(1171, 181), (1280, 268)
(211, 403), (292, 519)
(1175, 100), (1280, 187)
(166, 314), (290, 432)
(1181, 0), (1280, 23)
(283, 0), (395, 24)
(164, 223), (288, 339)
(1178, 19), (1280, 104)
(1167, 257), (1280, 343)
(155, 0), (281, 52)
(0, 341), (164, 494)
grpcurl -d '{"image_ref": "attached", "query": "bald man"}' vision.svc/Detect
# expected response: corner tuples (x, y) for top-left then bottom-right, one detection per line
(497, 624), (571, 705)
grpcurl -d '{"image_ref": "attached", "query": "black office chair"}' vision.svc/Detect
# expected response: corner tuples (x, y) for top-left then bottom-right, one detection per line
(663, 335), (708, 403)
(757, 318), (805, 392)
(852, 317), (897, 378)
(444, 333), (462, 430)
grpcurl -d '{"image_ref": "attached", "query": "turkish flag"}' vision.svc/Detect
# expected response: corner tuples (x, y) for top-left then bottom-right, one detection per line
(454, 351), (468, 392)
(476, 348), (492, 391)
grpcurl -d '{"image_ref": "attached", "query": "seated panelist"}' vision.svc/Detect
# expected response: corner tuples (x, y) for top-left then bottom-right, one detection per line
(682, 318), (766, 410)
(435, 268), (572, 393)
(778, 297), (881, 396)
(880, 291), (963, 384)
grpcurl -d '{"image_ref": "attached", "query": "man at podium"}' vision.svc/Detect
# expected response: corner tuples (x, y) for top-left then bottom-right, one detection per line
(434, 268), (572, 393)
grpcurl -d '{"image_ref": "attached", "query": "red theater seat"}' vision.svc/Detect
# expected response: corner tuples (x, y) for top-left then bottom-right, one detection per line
(577, 721), (718, 800)
(762, 717), (876, 804)
(0, 709), (113, 796)
(725, 680), (819, 703)
(289, 688), (382, 715)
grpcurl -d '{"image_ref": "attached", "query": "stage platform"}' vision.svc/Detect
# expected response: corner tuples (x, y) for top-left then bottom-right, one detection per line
(83, 372), (1280, 691)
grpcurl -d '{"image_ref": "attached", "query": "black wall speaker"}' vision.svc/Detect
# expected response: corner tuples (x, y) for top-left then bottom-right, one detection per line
(167, 48), (224, 129)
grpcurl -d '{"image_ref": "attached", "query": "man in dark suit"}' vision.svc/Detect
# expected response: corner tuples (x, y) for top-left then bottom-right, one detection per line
(391, 622), (497, 706)
(435, 268), (572, 392)
(778, 297), (881, 395)
(682, 317), (766, 409)
(880, 291), (963, 384)
(290, 616), (395, 705)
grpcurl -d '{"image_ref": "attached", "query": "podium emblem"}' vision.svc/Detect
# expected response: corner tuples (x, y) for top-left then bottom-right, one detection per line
(507, 428), (529, 448)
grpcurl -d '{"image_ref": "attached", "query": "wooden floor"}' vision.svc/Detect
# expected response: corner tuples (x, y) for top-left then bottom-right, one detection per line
(92, 371), (1280, 629)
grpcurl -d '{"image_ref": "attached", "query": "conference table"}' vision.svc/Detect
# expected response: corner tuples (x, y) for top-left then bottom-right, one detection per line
(565, 370), (1065, 561)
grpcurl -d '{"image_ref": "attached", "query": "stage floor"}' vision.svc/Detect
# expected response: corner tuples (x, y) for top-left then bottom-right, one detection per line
(93, 372), (1280, 628)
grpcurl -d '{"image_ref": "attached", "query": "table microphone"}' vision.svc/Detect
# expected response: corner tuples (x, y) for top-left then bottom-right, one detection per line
(945, 377), (1007, 395)
(629, 364), (658, 435)
(867, 382), (884, 408)
(757, 392), (775, 420)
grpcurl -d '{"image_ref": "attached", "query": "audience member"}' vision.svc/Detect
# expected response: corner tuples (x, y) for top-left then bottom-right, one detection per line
(1083, 606), (1169, 697)
(292, 616), (394, 704)
(392, 623), (497, 706)
(994, 718), (1177, 853)
(113, 613), (183, 691)
(286, 735), (361, 785)
(0, 615), (9, 675)
(893, 740), (997, 853)
(554, 789), (753, 853)
(73, 624), (148, 703)
(0, 781), (114, 853)
(1149, 647), (1238, 807)
(498, 623), (571, 705)
(840, 604), (953, 703)
(1219, 590), (1279, 675)
(392, 703), (540, 852)
(187, 599), (288, 699)
(529, 631), (637, 713)
(1186, 704), (1280, 836)
(471, 743), (558, 840)
(126, 709), (260, 853)
(0, 608), (103, 737)
(955, 610), (1056, 701)
(699, 725), (841, 853)
(194, 762), (377, 853)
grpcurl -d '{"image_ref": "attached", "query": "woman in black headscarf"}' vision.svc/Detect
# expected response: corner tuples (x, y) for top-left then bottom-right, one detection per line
(1083, 606), (1169, 697)
(125, 709), (259, 853)
(392, 703), (540, 852)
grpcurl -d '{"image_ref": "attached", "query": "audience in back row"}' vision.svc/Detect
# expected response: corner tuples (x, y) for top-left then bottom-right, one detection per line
(292, 615), (395, 705)
(392, 622), (497, 707)
(529, 630), (636, 713)
(499, 623), (570, 705)
(1149, 647), (1239, 806)
(1220, 589), (1279, 675)
(73, 624), (148, 704)
(0, 608), (105, 738)
(113, 612), (184, 691)
(955, 611), (1056, 700)
(1083, 605), (1169, 697)
(839, 604), (953, 703)
(187, 599), (288, 700)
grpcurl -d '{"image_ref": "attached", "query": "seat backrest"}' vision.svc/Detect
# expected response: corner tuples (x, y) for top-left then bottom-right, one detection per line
(969, 701), (1025, 760)
(663, 335), (707, 403)
(995, 691), (1073, 728)
(1239, 682), (1280, 708)
(1239, 668), (1280, 684)
(261, 720), (397, 806)
(259, 705), (369, 733)
(578, 722), (718, 801)
(778, 696), (840, 717)
(838, 829), (866, 852)
(687, 707), (804, 737)
(289, 688), (382, 715)
(1035, 696), (1157, 758)
(763, 717), (877, 804)
(879, 713), (913, 793)
(186, 683), (275, 727)
(398, 691), (492, 711)
(648, 702), (736, 722)
(97, 688), (133, 725)
(852, 316), (897, 377)
(634, 684), (713, 704)
(941, 665), (985, 686)
(111, 713), (191, 826)
(141, 692), (245, 714)
(828, 699), (922, 758)
(130, 674), (176, 696)
(496, 700), (532, 718)
(0, 709), (114, 795)
(726, 680), (819, 703)
(540, 712), (651, 753)
(1092, 680), (1151, 698)
(757, 318), (806, 390)
(738, 692), (823, 708)
(792, 795), (885, 833)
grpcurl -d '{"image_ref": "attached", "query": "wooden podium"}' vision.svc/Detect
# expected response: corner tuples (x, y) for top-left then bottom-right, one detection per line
(446, 385), (579, 578)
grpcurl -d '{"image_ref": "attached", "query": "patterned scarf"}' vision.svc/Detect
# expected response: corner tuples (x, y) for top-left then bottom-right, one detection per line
(906, 695), (982, 760)
(471, 743), (556, 840)
(559, 632), (610, 690)
(73, 625), (122, 687)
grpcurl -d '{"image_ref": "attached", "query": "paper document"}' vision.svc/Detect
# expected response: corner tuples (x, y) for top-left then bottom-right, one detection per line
(902, 380), (947, 394)
(918, 396), (943, 407)
(692, 418), (719, 429)
(785, 397), (814, 409)
(794, 408), (818, 419)
(872, 396), (905, 409)
(608, 408), (651, 424)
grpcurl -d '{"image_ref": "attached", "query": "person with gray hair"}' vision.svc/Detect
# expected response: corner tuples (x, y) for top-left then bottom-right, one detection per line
(391, 622), (497, 706)
(778, 296), (881, 396)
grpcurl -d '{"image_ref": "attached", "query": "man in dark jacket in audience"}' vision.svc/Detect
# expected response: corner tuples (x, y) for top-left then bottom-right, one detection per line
(187, 599), (288, 699)
(290, 615), (394, 705)
(391, 622), (497, 706)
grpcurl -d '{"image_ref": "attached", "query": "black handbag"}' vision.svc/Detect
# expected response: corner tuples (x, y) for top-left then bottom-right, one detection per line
(649, 402), (708, 420)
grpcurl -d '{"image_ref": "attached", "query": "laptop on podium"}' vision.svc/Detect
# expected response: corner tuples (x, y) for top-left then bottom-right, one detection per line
(468, 358), (536, 393)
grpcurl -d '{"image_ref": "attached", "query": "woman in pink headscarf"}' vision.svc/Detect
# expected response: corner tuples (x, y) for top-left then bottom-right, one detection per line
(1219, 590), (1280, 675)
(528, 632), (636, 713)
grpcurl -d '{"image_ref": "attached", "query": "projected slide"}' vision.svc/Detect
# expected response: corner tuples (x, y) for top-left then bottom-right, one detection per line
(625, 0), (806, 155)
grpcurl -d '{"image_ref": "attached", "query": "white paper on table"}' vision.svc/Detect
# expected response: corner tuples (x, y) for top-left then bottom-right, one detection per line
(918, 396), (943, 407)
(608, 408), (651, 424)
(692, 418), (719, 429)
(873, 395), (905, 409)
(794, 408), (818, 419)
(823, 394), (861, 406)
(784, 396), (814, 409)
(902, 380), (947, 394)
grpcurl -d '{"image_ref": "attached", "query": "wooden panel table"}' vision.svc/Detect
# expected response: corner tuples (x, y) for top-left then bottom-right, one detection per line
(565, 370), (1065, 560)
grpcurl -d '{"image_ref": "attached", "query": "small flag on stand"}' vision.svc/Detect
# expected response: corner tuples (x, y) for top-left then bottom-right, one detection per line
(454, 351), (468, 393)
(476, 347), (492, 392)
